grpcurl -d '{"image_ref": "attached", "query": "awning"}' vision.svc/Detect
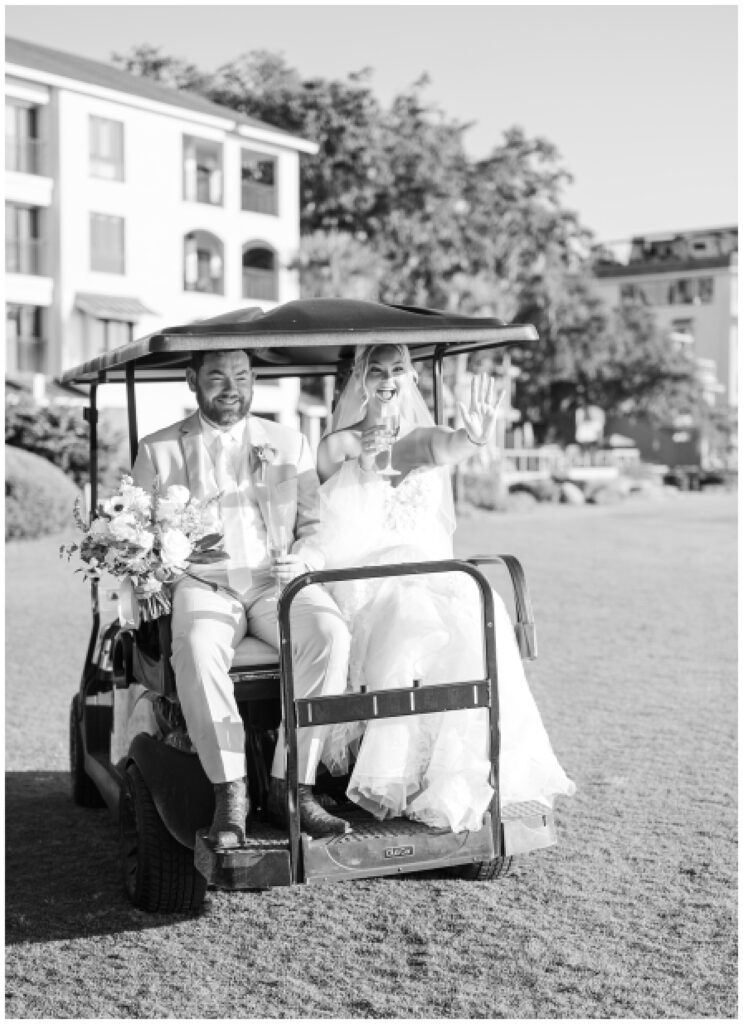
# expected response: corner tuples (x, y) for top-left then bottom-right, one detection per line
(74, 292), (156, 321)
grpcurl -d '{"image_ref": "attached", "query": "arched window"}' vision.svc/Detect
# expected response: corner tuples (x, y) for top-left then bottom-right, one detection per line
(242, 243), (278, 301)
(184, 231), (224, 294)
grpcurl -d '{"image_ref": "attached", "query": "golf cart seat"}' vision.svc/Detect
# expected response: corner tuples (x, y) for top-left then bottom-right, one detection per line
(121, 615), (280, 704)
(232, 636), (279, 670)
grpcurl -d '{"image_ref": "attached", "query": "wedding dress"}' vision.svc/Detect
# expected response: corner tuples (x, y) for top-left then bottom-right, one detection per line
(314, 458), (575, 833)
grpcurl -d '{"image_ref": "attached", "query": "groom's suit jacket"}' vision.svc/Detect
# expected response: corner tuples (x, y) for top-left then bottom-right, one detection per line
(131, 411), (325, 571)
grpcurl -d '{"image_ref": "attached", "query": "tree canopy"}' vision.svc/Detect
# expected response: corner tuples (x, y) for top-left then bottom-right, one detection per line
(113, 45), (704, 435)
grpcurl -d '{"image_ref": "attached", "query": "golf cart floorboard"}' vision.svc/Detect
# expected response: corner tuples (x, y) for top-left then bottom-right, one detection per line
(194, 801), (554, 888)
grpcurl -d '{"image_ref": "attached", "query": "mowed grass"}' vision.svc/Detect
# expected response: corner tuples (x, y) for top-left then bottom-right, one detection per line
(5, 491), (737, 1019)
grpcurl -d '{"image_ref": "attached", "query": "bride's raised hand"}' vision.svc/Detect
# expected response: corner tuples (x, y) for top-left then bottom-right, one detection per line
(457, 372), (505, 447)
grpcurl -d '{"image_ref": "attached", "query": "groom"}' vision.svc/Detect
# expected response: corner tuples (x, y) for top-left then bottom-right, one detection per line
(132, 348), (351, 846)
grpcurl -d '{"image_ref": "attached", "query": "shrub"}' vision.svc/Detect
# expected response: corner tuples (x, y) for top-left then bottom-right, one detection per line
(460, 471), (508, 511)
(5, 445), (81, 541)
(5, 390), (127, 490)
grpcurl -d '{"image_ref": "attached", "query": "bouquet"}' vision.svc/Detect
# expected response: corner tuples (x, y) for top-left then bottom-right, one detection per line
(60, 475), (227, 624)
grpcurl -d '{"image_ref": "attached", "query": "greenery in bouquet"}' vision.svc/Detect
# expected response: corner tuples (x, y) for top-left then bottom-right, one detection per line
(60, 475), (226, 621)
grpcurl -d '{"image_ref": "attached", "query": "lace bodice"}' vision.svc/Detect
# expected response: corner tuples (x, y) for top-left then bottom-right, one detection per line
(380, 467), (446, 543)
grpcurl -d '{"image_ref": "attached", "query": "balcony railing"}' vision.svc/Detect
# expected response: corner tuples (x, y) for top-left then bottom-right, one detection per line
(5, 137), (46, 175)
(242, 268), (278, 301)
(5, 238), (45, 276)
(241, 181), (278, 215)
(6, 336), (48, 374)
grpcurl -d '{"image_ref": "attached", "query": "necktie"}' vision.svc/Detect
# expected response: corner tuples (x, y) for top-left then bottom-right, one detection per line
(214, 432), (253, 594)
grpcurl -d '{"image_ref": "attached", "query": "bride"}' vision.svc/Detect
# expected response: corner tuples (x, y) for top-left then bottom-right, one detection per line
(313, 343), (575, 833)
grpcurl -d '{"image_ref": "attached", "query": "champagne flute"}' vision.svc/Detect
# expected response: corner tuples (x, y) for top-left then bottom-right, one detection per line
(267, 500), (291, 597)
(377, 400), (400, 477)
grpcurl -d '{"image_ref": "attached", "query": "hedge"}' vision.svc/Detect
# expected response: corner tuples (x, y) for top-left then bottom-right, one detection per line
(5, 445), (82, 541)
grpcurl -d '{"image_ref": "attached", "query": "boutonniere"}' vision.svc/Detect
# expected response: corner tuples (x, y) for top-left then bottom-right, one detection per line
(253, 443), (278, 485)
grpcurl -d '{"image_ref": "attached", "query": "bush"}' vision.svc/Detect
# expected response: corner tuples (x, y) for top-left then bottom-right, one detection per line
(5, 390), (127, 490)
(5, 445), (81, 541)
(460, 471), (508, 511)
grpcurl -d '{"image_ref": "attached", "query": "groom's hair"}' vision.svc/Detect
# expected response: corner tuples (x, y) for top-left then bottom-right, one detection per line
(189, 349), (252, 371)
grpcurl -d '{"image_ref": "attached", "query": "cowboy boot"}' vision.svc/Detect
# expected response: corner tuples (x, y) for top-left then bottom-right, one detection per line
(208, 777), (248, 849)
(267, 776), (350, 838)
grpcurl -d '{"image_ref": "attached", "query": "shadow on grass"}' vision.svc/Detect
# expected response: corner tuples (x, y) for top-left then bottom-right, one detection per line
(5, 770), (206, 944)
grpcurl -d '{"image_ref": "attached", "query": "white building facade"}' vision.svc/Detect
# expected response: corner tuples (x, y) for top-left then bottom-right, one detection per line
(5, 37), (318, 436)
(593, 226), (738, 410)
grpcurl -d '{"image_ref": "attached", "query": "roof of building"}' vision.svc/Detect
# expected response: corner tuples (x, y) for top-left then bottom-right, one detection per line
(5, 36), (309, 145)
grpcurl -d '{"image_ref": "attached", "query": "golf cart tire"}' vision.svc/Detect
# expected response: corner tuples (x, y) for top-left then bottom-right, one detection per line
(69, 695), (105, 808)
(119, 761), (207, 914)
(450, 856), (513, 881)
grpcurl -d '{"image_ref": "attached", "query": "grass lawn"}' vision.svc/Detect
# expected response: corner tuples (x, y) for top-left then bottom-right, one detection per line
(5, 491), (737, 1018)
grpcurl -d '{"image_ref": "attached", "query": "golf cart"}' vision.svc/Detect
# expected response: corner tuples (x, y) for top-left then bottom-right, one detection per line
(61, 298), (557, 914)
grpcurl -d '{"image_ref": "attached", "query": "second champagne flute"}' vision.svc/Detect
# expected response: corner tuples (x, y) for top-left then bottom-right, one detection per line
(376, 400), (400, 477)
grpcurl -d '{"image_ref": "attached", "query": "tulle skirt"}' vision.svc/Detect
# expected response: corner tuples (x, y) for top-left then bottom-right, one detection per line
(322, 547), (575, 833)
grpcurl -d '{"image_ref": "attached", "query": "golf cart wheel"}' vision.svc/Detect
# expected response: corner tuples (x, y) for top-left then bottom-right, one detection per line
(69, 695), (105, 808)
(450, 856), (513, 881)
(119, 762), (207, 914)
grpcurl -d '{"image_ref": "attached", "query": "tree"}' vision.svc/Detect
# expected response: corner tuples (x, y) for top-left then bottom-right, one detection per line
(113, 45), (700, 438)
(293, 231), (388, 300)
(112, 43), (213, 92)
(509, 283), (703, 440)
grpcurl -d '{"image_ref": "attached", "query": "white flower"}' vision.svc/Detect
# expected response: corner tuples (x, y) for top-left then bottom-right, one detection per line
(134, 529), (155, 553)
(165, 485), (190, 508)
(102, 494), (128, 516)
(133, 577), (163, 597)
(89, 517), (111, 539)
(255, 444), (278, 465)
(108, 513), (140, 544)
(159, 528), (192, 570)
(155, 500), (181, 524)
(120, 481), (152, 516)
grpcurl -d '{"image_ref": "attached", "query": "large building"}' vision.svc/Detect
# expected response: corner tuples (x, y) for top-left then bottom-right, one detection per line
(4, 36), (319, 436)
(593, 226), (738, 409)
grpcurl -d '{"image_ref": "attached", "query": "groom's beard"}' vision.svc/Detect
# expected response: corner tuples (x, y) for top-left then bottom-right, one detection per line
(195, 384), (252, 427)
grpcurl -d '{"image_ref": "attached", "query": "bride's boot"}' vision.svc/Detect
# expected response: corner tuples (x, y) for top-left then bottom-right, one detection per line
(267, 777), (350, 837)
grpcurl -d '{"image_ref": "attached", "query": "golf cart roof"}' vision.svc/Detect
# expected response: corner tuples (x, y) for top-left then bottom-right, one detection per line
(59, 298), (538, 385)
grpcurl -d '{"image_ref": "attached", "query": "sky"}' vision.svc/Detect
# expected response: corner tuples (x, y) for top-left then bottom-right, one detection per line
(4, 2), (738, 242)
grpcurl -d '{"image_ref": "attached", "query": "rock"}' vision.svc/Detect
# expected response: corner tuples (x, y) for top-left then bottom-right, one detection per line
(560, 481), (585, 505)
(506, 489), (539, 512)
(588, 485), (623, 505)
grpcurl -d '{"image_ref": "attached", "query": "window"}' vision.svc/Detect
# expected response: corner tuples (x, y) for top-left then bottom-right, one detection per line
(667, 276), (715, 306)
(6, 303), (46, 373)
(242, 244), (278, 301)
(241, 150), (278, 215)
(620, 283), (645, 304)
(670, 318), (694, 345)
(89, 116), (125, 180)
(183, 136), (223, 205)
(90, 213), (125, 274)
(5, 203), (43, 275)
(5, 101), (42, 174)
(86, 317), (132, 356)
(184, 231), (224, 293)
(668, 278), (695, 305)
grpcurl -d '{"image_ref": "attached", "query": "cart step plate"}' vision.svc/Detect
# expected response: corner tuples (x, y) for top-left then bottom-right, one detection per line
(302, 809), (496, 882)
(194, 822), (291, 890)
